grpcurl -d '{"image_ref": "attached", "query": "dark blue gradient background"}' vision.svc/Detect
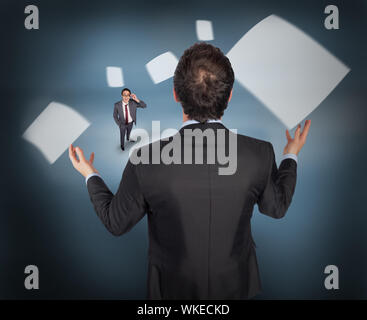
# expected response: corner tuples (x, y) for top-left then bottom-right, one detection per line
(1, 0), (366, 299)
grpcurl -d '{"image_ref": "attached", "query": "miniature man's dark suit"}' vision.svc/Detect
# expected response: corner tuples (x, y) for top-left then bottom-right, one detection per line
(113, 99), (147, 149)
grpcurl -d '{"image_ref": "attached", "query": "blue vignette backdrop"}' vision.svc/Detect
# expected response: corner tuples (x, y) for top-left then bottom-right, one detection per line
(1, 0), (366, 299)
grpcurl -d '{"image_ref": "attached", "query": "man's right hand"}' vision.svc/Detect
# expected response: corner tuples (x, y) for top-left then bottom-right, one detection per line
(283, 119), (311, 156)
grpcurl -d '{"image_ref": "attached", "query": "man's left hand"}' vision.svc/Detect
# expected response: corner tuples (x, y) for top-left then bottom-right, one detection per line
(69, 144), (99, 178)
(131, 93), (140, 103)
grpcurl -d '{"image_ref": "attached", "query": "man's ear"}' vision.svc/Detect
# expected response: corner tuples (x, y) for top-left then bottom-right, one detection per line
(173, 88), (180, 102)
(228, 89), (233, 103)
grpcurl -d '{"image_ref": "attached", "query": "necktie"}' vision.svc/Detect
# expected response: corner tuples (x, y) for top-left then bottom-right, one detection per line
(125, 103), (128, 124)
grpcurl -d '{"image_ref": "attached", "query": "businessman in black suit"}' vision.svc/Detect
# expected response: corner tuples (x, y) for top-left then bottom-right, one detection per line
(113, 88), (147, 150)
(69, 43), (311, 299)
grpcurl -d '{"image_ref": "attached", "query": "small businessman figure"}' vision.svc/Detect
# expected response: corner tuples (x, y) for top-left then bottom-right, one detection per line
(113, 88), (147, 150)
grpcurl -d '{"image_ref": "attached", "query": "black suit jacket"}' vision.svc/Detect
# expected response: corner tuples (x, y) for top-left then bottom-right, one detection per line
(86, 122), (297, 299)
(113, 99), (147, 126)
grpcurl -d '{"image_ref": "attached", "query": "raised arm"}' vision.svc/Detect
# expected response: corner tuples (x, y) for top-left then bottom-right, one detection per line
(86, 160), (147, 236)
(257, 120), (311, 219)
(257, 142), (297, 219)
(131, 93), (147, 108)
(68, 145), (147, 236)
(136, 100), (147, 108)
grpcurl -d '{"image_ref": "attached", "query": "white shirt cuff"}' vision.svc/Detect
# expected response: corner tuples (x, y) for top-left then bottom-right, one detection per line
(85, 173), (102, 185)
(282, 153), (298, 164)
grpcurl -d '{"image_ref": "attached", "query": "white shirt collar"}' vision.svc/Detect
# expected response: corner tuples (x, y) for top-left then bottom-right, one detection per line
(180, 119), (222, 129)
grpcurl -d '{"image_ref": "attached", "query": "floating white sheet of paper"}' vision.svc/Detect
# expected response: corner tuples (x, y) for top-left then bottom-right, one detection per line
(22, 102), (90, 164)
(226, 14), (350, 129)
(146, 52), (178, 84)
(196, 20), (214, 41)
(106, 66), (124, 87)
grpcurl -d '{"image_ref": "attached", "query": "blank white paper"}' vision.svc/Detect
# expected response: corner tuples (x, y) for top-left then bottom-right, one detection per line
(146, 52), (178, 84)
(196, 20), (214, 41)
(22, 102), (90, 164)
(226, 14), (350, 129)
(106, 66), (124, 87)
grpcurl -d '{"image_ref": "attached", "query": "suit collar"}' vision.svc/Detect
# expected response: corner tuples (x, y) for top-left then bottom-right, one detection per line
(178, 120), (227, 134)
(180, 119), (222, 129)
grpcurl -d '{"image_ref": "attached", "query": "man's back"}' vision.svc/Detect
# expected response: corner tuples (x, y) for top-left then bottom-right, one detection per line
(70, 42), (309, 299)
(86, 121), (298, 299)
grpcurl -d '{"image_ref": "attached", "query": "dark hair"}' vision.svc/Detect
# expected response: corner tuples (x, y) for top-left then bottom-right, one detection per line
(121, 88), (131, 95)
(173, 42), (234, 123)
